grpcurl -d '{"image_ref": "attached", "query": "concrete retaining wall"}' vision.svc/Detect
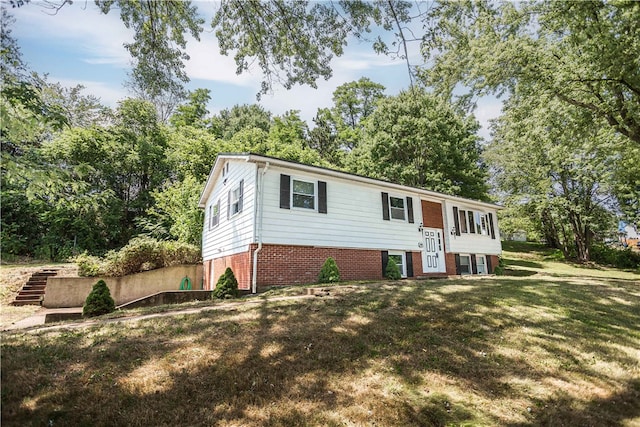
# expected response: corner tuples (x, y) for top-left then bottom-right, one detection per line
(43, 264), (203, 308)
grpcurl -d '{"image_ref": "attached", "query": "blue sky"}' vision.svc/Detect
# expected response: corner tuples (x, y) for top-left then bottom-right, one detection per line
(10, 1), (501, 138)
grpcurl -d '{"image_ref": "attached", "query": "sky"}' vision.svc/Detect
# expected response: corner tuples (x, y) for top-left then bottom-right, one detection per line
(9, 1), (502, 139)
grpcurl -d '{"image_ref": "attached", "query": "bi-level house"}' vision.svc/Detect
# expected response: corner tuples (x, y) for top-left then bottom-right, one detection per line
(199, 153), (502, 292)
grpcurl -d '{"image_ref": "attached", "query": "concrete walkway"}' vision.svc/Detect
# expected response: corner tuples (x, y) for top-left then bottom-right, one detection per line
(3, 293), (320, 334)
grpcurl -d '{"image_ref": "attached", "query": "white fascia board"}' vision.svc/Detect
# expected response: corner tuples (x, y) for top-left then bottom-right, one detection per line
(244, 154), (503, 211)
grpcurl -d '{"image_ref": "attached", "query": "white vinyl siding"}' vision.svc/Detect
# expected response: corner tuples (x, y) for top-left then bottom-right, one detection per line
(262, 167), (422, 251)
(444, 200), (502, 255)
(202, 161), (256, 260)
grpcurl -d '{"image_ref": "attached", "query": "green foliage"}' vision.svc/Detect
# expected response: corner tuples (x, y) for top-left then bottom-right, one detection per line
(75, 238), (201, 277)
(82, 279), (116, 317)
(385, 259), (401, 280)
(318, 257), (340, 283)
(169, 89), (211, 128)
(493, 257), (506, 276)
(355, 88), (488, 200)
(212, 267), (239, 299)
(590, 245), (640, 270)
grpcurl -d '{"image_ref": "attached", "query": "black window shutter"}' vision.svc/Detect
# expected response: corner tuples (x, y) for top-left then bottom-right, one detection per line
(471, 254), (478, 274)
(381, 192), (390, 220)
(238, 179), (244, 213)
(453, 206), (460, 236)
(407, 197), (414, 223)
(486, 256), (493, 274)
(488, 212), (496, 239)
(405, 252), (414, 277)
(454, 254), (461, 275)
(468, 211), (476, 234)
(280, 174), (290, 209)
(381, 251), (389, 276)
(227, 191), (231, 219)
(318, 181), (327, 214)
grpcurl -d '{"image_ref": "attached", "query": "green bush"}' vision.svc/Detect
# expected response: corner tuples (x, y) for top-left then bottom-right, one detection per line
(83, 279), (116, 317)
(494, 257), (506, 275)
(75, 252), (105, 277)
(590, 244), (640, 269)
(75, 238), (201, 277)
(384, 259), (401, 280)
(318, 257), (340, 283)
(213, 267), (239, 299)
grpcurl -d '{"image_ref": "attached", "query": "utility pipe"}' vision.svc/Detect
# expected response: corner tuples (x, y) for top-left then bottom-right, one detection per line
(252, 162), (269, 293)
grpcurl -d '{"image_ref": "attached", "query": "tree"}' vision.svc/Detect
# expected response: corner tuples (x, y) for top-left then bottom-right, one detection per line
(420, 0), (640, 146)
(353, 89), (488, 200)
(96, 0), (204, 119)
(307, 108), (343, 166)
(332, 77), (385, 130)
(211, 104), (272, 140)
(487, 89), (631, 262)
(169, 88), (212, 129)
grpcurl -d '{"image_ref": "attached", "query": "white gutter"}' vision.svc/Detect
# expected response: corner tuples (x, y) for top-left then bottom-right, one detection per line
(252, 161), (269, 293)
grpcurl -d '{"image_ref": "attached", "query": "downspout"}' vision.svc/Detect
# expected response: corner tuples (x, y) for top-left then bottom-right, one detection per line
(252, 162), (269, 293)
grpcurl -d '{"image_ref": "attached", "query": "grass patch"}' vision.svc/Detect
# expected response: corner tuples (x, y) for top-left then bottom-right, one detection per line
(3, 271), (639, 426)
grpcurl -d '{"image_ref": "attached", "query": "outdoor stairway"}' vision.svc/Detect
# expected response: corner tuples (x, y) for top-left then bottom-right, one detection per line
(11, 269), (59, 306)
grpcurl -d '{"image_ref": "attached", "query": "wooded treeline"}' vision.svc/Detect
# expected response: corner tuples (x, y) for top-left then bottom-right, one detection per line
(1, 1), (638, 264)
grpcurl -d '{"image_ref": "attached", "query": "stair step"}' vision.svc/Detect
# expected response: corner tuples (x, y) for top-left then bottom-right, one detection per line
(27, 281), (47, 286)
(11, 299), (41, 306)
(18, 290), (45, 296)
(23, 286), (46, 291)
(16, 294), (43, 300)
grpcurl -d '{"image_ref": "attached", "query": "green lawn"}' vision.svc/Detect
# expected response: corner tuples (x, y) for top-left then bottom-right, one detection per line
(2, 246), (639, 426)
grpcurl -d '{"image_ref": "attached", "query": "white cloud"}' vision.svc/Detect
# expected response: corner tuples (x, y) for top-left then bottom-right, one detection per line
(12, 2), (132, 67)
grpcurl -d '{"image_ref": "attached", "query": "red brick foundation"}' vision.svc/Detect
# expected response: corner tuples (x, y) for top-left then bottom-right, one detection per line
(255, 245), (385, 286)
(205, 244), (501, 289)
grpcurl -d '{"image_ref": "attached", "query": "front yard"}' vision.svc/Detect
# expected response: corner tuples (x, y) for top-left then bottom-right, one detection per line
(2, 248), (639, 426)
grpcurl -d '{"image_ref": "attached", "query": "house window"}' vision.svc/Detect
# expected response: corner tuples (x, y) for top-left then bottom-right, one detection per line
(209, 200), (220, 229)
(388, 252), (406, 277)
(459, 255), (472, 275)
(228, 180), (244, 218)
(459, 209), (468, 233)
(389, 196), (406, 220)
(476, 255), (487, 275)
(292, 179), (315, 210)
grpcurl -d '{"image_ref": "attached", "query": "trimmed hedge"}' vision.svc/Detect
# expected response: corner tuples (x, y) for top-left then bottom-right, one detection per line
(76, 237), (201, 277)
(318, 257), (340, 283)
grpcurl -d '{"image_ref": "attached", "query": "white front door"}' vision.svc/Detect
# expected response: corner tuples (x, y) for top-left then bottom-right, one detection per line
(422, 228), (445, 273)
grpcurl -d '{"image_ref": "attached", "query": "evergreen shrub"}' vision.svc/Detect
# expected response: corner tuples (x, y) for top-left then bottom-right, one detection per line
(385, 259), (401, 280)
(318, 257), (340, 283)
(213, 267), (239, 299)
(494, 257), (506, 275)
(83, 279), (116, 317)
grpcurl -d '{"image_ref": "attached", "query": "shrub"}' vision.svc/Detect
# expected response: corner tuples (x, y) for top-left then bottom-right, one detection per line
(83, 279), (116, 317)
(494, 257), (506, 275)
(75, 252), (105, 277)
(590, 244), (640, 269)
(385, 259), (401, 280)
(213, 267), (239, 299)
(318, 257), (340, 283)
(75, 238), (201, 277)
